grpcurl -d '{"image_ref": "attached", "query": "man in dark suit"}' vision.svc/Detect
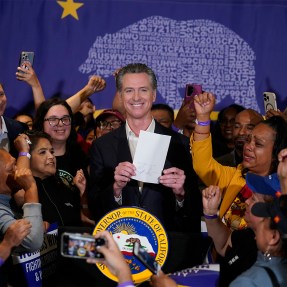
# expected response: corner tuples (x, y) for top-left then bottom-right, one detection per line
(89, 63), (202, 234)
(0, 84), (28, 157)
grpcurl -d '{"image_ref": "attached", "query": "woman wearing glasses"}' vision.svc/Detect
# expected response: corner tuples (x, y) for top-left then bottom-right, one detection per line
(33, 98), (93, 225)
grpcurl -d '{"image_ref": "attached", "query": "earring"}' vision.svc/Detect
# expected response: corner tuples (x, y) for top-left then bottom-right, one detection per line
(264, 249), (272, 262)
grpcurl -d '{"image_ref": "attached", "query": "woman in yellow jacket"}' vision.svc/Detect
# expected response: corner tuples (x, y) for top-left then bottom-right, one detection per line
(191, 92), (287, 230)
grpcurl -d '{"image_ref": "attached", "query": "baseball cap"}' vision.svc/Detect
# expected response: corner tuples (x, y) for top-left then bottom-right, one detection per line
(96, 109), (125, 123)
(251, 195), (287, 236)
(245, 173), (281, 198)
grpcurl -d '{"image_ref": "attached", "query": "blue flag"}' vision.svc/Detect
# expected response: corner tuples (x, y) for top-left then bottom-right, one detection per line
(1, 0), (287, 116)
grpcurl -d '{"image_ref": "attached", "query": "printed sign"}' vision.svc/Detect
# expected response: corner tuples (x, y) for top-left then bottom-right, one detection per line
(11, 224), (58, 287)
(170, 264), (220, 287)
(93, 207), (169, 283)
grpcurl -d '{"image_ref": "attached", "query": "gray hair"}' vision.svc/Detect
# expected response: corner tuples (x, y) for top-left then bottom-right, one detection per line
(116, 63), (157, 92)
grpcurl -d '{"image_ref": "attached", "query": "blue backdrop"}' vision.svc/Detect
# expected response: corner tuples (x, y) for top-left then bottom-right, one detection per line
(0, 0), (287, 117)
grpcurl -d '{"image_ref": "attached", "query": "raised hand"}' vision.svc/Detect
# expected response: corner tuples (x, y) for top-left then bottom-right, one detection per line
(194, 92), (216, 120)
(73, 169), (86, 196)
(86, 231), (132, 284)
(86, 75), (106, 94)
(202, 185), (222, 215)
(5, 219), (32, 247)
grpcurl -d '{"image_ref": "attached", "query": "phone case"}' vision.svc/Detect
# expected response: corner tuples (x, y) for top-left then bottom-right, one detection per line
(19, 51), (34, 72)
(133, 242), (160, 274)
(184, 83), (202, 109)
(263, 92), (277, 112)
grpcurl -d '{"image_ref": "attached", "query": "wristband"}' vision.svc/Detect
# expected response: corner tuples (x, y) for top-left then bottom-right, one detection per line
(193, 130), (210, 135)
(117, 281), (134, 287)
(195, 119), (211, 126)
(18, 152), (31, 159)
(204, 213), (218, 220)
(172, 124), (183, 134)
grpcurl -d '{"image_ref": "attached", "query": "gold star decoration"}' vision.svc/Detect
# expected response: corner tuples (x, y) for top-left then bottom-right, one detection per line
(57, 0), (84, 20)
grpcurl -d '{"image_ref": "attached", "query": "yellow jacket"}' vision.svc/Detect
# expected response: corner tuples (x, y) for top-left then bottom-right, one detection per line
(191, 134), (246, 218)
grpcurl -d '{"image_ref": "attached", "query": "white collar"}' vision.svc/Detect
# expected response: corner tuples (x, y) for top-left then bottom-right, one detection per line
(125, 119), (155, 139)
(0, 116), (8, 134)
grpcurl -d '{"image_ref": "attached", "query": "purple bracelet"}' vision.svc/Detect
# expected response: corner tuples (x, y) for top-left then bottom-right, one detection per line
(18, 152), (31, 159)
(204, 213), (218, 220)
(195, 119), (211, 126)
(117, 281), (135, 287)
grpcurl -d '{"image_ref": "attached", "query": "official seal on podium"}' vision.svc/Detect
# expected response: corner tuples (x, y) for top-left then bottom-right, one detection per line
(93, 207), (169, 283)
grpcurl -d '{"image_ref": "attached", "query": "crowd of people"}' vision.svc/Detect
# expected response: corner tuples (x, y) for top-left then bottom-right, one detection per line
(0, 61), (287, 287)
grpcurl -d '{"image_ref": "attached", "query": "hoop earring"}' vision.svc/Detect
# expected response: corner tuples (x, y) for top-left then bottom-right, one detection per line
(264, 249), (272, 262)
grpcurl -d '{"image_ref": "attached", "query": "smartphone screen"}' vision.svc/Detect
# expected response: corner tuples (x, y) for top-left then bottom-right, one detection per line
(133, 241), (160, 274)
(184, 84), (202, 109)
(61, 232), (104, 259)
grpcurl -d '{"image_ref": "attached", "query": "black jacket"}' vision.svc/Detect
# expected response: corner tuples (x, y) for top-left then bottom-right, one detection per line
(4, 116), (28, 157)
(88, 122), (202, 232)
(35, 176), (82, 227)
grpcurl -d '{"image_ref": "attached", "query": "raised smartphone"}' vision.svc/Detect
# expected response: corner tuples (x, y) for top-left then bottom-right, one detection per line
(263, 92), (277, 112)
(133, 241), (160, 274)
(61, 232), (105, 259)
(18, 51), (34, 73)
(184, 83), (202, 109)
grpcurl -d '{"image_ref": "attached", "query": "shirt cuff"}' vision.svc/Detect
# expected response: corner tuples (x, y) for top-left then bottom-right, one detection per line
(22, 203), (42, 217)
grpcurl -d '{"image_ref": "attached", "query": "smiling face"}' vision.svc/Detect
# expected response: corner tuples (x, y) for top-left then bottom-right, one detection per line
(242, 123), (275, 175)
(43, 104), (71, 144)
(30, 138), (56, 179)
(120, 73), (156, 122)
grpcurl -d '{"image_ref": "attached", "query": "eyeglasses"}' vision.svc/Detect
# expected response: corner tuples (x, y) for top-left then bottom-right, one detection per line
(97, 120), (122, 130)
(44, 116), (71, 127)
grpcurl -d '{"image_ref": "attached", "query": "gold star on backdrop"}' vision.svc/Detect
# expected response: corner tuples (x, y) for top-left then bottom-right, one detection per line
(57, 0), (84, 20)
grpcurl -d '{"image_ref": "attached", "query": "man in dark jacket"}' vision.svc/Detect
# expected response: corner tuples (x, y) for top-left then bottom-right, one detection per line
(88, 63), (202, 233)
(0, 83), (28, 157)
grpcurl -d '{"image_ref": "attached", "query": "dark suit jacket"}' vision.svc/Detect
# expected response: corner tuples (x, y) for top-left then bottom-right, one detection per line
(88, 122), (202, 232)
(3, 116), (28, 157)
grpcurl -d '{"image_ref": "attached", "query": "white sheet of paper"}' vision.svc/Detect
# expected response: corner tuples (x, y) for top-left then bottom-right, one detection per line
(132, 130), (171, 184)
